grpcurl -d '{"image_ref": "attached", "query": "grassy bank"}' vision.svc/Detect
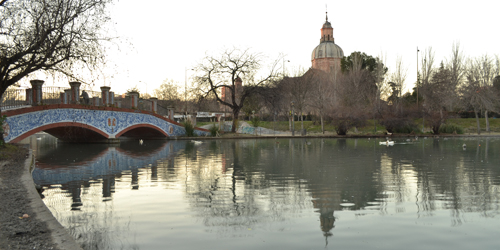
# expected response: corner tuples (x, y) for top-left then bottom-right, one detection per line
(198, 118), (500, 135)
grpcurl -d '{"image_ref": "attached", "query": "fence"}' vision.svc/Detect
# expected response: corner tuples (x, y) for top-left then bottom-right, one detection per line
(0, 88), (29, 110)
(1, 87), (171, 119)
(42, 86), (67, 105)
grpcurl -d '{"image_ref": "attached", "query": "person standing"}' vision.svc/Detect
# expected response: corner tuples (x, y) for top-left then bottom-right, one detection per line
(81, 90), (89, 105)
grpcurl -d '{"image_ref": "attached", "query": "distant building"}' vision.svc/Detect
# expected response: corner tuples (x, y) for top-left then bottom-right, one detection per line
(220, 76), (242, 112)
(311, 12), (344, 74)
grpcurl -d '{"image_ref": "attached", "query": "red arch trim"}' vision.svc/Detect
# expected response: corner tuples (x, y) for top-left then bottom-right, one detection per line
(9, 122), (108, 143)
(115, 123), (169, 138)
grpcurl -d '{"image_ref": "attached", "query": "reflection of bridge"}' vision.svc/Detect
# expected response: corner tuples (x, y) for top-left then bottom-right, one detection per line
(3, 105), (209, 143)
(32, 140), (186, 186)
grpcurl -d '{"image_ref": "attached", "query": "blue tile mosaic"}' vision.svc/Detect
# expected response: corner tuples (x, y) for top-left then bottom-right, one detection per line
(4, 108), (209, 142)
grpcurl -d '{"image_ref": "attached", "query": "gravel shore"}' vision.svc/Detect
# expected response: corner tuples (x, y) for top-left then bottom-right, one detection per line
(0, 145), (81, 250)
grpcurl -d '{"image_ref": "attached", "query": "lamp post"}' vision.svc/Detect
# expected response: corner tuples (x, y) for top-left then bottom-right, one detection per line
(139, 81), (147, 97)
(416, 47), (419, 108)
(185, 68), (193, 120)
(291, 101), (295, 136)
(422, 103), (425, 133)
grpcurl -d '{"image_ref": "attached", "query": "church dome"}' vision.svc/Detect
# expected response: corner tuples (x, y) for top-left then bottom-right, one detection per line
(322, 20), (332, 29)
(311, 42), (344, 60)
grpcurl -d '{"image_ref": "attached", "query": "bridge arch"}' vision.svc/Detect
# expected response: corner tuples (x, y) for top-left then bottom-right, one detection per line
(115, 124), (169, 138)
(9, 122), (108, 143)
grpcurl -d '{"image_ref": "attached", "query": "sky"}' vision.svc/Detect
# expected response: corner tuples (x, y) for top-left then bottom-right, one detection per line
(23, 0), (500, 95)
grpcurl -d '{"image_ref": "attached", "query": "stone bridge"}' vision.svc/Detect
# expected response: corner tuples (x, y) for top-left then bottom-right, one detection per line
(3, 104), (209, 143)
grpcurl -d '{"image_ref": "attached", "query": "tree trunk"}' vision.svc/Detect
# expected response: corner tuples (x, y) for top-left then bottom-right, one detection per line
(0, 87), (6, 146)
(300, 111), (304, 135)
(289, 116), (292, 132)
(485, 110), (490, 132)
(231, 108), (240, 133)
(320, 115), (324, 134)
(474, 110), (481, 135)
(0, 106), (4, 146)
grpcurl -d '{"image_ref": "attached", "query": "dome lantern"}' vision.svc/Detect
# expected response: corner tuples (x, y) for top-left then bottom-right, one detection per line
(311, 12), (344, 73)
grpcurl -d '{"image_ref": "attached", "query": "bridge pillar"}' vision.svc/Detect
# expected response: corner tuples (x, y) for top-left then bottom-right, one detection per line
(63, 89), (72, 104)
(129, 91), (139, 109)
(30, 80), (44, 106)
(167, 106), (174, 120)
(92, 97), (100, 106)
(101, 86), (111, 106)
(109, 92), (115, 106)
(69, 82), (81, 104)
(150, 98), (158, 113)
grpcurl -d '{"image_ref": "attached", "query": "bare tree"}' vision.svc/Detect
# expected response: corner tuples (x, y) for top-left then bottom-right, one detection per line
(420, 47), (435, 87)
(256, 81), (284, 129)
(193, 48), (281, 133)
(460, 56), (500, 134)
(420, 62), (455, 133)
(389, 56), (408, 113)
(308, 70), (334, 134)
(330, 53), (379, 135)
(447, 42), (465, 89)
(372, 54), (389, 131)
(0, 0), (113, 143)
(154, 79), (181, 108)
(281, 67), (318, 135)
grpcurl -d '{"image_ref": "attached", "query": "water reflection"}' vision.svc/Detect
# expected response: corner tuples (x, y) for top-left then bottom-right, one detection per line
(26, 135), (500, 250)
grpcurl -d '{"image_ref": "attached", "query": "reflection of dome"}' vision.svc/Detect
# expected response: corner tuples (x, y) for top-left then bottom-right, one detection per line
(311, 42), (344, 60)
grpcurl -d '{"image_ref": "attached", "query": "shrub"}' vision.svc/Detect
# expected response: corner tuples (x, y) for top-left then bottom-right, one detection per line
(183, 119), (195, 137)
(209, 124), (219, 137)
(251, 116), (260, 128)
(393, 123), (421, 134)
(331, 116), (366, 135)
(380, 117), (421, 134)
(439, 124), (464, 134)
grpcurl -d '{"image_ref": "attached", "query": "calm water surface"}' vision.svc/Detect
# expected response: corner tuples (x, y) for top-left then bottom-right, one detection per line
(25, 135), (500, 250)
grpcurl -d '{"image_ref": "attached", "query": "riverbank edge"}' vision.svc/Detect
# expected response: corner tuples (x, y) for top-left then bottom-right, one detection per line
(22, 150), (83, 250)
(171, 132), (500, 140)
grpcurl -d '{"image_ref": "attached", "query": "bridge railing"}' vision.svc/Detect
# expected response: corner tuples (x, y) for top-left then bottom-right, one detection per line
(1, 87), (175, 119)
(0, 88), (29, 110)
(42, 86), (67, 105)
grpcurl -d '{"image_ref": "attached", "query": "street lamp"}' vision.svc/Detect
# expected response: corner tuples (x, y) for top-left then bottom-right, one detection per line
(416, 47), (419, 107)
(291, 101), (295, 136)
(185, 68), (194, 120)
(139, 81), (147, 97)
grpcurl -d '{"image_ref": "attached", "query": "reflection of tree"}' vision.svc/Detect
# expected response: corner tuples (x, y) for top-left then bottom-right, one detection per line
(181, 139), (312, 237)
(181, 138), (387, 240)
(182, 138), (500, 239)
(376, 138), (500, 225)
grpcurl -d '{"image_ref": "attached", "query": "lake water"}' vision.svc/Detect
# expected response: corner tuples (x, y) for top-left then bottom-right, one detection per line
(25, 135), (500, 250)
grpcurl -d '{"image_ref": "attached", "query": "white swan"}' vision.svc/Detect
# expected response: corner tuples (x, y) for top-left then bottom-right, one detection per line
(191, 140), (203, 145)
(379, 140), (395, 146)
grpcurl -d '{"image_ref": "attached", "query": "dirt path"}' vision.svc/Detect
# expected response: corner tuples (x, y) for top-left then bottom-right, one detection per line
(0, 145), (81, 250)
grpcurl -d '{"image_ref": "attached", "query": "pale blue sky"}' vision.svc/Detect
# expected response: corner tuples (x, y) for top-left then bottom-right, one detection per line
(24, 0), (500, 95)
